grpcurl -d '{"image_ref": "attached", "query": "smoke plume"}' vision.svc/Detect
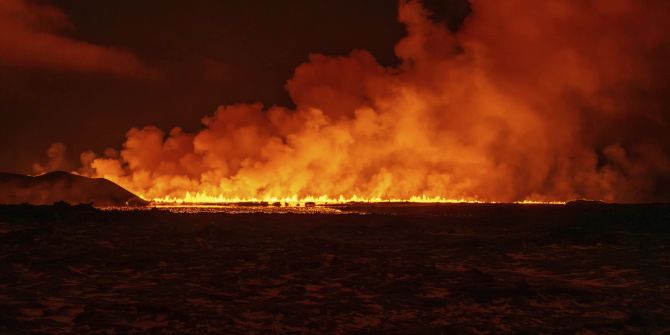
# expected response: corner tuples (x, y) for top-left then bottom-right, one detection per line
(0, 0), (150, 77)
(33, 142), (70, 174)
(80, 0), (670, 202)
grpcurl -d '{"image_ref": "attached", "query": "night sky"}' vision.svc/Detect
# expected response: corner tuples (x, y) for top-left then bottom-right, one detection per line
(0, 0), (469, 173)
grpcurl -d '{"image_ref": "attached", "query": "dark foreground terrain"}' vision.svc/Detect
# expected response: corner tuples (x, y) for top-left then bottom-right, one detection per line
(0, 203), (669, 334)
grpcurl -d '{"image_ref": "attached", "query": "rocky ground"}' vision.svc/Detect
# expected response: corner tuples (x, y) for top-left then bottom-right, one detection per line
(0, 203), (669, 334)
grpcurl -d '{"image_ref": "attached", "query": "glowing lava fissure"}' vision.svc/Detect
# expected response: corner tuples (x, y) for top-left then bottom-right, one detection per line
(47, 0), (670, 204)
(149, 193), (566, 206)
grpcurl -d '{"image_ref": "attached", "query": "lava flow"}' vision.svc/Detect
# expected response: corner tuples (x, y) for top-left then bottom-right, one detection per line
(150, 193), (565, 206)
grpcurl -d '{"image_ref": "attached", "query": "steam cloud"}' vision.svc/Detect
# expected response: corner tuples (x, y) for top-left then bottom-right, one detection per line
(76, 0), (670, 202)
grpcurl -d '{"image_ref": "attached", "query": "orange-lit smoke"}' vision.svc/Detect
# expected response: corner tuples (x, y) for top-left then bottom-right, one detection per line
(0, 0), (150, 77)
(79, 0), (670, 203)
(33, 142), (69, 174)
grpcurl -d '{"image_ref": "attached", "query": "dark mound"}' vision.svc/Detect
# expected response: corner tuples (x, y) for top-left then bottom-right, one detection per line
(0, 171), (146, 207)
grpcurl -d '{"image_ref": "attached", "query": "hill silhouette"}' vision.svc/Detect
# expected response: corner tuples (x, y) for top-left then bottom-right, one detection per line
(0, 171), (146, 207)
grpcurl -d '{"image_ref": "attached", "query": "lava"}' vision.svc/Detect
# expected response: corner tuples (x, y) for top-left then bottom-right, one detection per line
(150, 193), (565, 206)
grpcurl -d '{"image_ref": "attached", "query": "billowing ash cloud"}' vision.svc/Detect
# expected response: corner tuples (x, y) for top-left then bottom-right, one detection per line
(77, 0), (670, 202)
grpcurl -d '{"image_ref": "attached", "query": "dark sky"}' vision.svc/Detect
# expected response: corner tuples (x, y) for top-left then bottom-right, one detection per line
(0, 0), (469, 174)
